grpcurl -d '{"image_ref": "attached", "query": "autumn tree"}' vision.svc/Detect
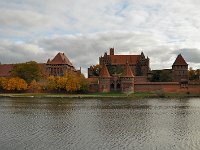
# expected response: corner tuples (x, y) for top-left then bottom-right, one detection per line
(46, 72), (88, 93)
(0, 77), (7, 91)
(56, 76), (67, 91)
(47, 76), (57, 91)
(11, 61), (43, 84)
(29, 80), (40, 93)
(3, 77), (27, 91)
(66, 72), (80, 92)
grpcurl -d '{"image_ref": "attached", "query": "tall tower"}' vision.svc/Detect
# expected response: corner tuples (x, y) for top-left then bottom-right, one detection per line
(172, 54), (188, 82)
(121, 62), (134, 92)
(110, 47), (114, 55)
(99, 64), (111, 92)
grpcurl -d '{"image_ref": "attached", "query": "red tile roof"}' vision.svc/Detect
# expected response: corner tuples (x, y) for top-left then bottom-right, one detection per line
(47, 52), (73, 66)
(109, 55), (140, 65)
(173, 54), (188, 66)
(122, 62), (134, 77)
(99, 64), (110, 77)
(0, 64), (13, 77)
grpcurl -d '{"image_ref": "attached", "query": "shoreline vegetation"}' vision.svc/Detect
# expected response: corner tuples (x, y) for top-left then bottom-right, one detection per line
(0, 92), (200, 99)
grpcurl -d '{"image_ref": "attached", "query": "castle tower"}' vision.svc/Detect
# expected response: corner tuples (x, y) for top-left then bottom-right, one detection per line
(46, 52), (75, 76)
(99, 64), (111, 92)
(172, 54), (188, 82)
(110, 47), (114, 55)
(121, 62), (134, 93)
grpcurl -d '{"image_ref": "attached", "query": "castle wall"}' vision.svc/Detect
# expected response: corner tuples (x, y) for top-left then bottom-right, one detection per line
(134, 82), (200, 93)
(134, 76), (147, 83)
(135, 82), (180, 93)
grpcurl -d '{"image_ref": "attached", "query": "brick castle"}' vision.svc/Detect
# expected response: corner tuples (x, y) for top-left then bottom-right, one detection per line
(0, 48), (200, 93)
(87, 48), (193, 93)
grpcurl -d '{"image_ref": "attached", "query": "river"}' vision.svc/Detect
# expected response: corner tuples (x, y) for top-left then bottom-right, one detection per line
(0, 97), (200, 150)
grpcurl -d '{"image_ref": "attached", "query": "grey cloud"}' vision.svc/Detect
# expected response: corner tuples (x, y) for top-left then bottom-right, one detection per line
(1, 0), (200, 75)
(172, 48), (200, 64)
(0, 31), (182, 76)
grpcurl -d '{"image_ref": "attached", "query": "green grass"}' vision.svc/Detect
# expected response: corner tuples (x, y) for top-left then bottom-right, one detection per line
(0, 92), (200, 99)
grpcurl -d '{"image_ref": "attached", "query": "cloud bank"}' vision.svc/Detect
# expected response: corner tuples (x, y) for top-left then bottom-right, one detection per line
(1, 0), (200, 75)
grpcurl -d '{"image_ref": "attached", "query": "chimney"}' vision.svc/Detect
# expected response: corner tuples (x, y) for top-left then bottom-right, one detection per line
(110, 48), (114, 55)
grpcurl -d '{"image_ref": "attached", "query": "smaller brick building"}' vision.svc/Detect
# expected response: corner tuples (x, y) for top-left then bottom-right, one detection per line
(46, 52), (79, 76)
(0, 52), (80, 78)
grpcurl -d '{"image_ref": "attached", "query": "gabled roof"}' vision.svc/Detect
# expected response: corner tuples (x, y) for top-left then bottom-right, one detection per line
(47, 52), (73, 66)
(109, 55), (140, 65)
(99, 64), (110, 77)
(0, 64), (13, 77)
(122, 62), (134, 77)
(173, 54), (188, 66)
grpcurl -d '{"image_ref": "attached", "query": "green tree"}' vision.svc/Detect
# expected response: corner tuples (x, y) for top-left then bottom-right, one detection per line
(150, 69), (172, 82)
(107, 65), (124, 75)
(160, 70), (172, 82)
(11, 61), (43, 84)
(188, 67), (195, 80)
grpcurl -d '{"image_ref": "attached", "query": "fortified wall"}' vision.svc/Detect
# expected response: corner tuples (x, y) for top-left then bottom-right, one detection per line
(88, 48), (200, 93)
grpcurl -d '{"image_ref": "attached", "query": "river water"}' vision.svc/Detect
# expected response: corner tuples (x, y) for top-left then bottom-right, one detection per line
(0, 97), (200, 150)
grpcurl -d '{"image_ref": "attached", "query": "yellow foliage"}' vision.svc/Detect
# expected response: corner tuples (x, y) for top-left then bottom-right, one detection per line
(47, 76), (57, 90)
(0, 77), (7, 90)
(0, 77), (27, 91)
(46, 72), (88, 93)
(29, 80), (40, 92)
(66, 72), (80, 92)
(56, 76), (67, 90)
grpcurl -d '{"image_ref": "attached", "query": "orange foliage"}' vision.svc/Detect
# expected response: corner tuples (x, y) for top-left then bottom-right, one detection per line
(0, 77), (27, 91)
(66, 72), (80, 92)
(47, 72), (88, 93)
(29, 80), (40, 92)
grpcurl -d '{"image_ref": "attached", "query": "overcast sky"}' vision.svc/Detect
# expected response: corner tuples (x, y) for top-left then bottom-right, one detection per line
(1, 0), (200, 76)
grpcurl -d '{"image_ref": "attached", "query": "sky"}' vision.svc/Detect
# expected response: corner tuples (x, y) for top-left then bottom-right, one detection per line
(1, 0), (200, 76)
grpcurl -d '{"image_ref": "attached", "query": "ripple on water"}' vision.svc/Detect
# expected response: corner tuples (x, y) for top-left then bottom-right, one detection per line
(1, 98), (200, 150)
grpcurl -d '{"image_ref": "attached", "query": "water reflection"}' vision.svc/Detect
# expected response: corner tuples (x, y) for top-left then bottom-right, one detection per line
(1, 97), (200, 150)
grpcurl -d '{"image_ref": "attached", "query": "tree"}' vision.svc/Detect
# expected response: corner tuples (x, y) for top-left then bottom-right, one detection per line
(160, 70), (172, 82)
(47, 76), (57, 90)
(11, 61), (43, 84)
(3, 77), (27, 91)
(56, 76), (68, 91)
(188, 67), (195, 80)
(189, 67), (200, 81)
(29, 80), (40, 93)
(150, 69), (172, 82)
(66, 72), (80, 92)
(78, 74), (89, 92)
(107, 65), (124, 75)
(0, 77), (7, 91)
(195, 69), (200, 80)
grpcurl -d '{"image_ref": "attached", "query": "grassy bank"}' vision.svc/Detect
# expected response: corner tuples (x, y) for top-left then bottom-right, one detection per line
(0, 92), (200, 99)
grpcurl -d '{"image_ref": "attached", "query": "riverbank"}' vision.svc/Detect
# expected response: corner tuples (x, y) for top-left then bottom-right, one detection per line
(0, 92), (200, 99)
